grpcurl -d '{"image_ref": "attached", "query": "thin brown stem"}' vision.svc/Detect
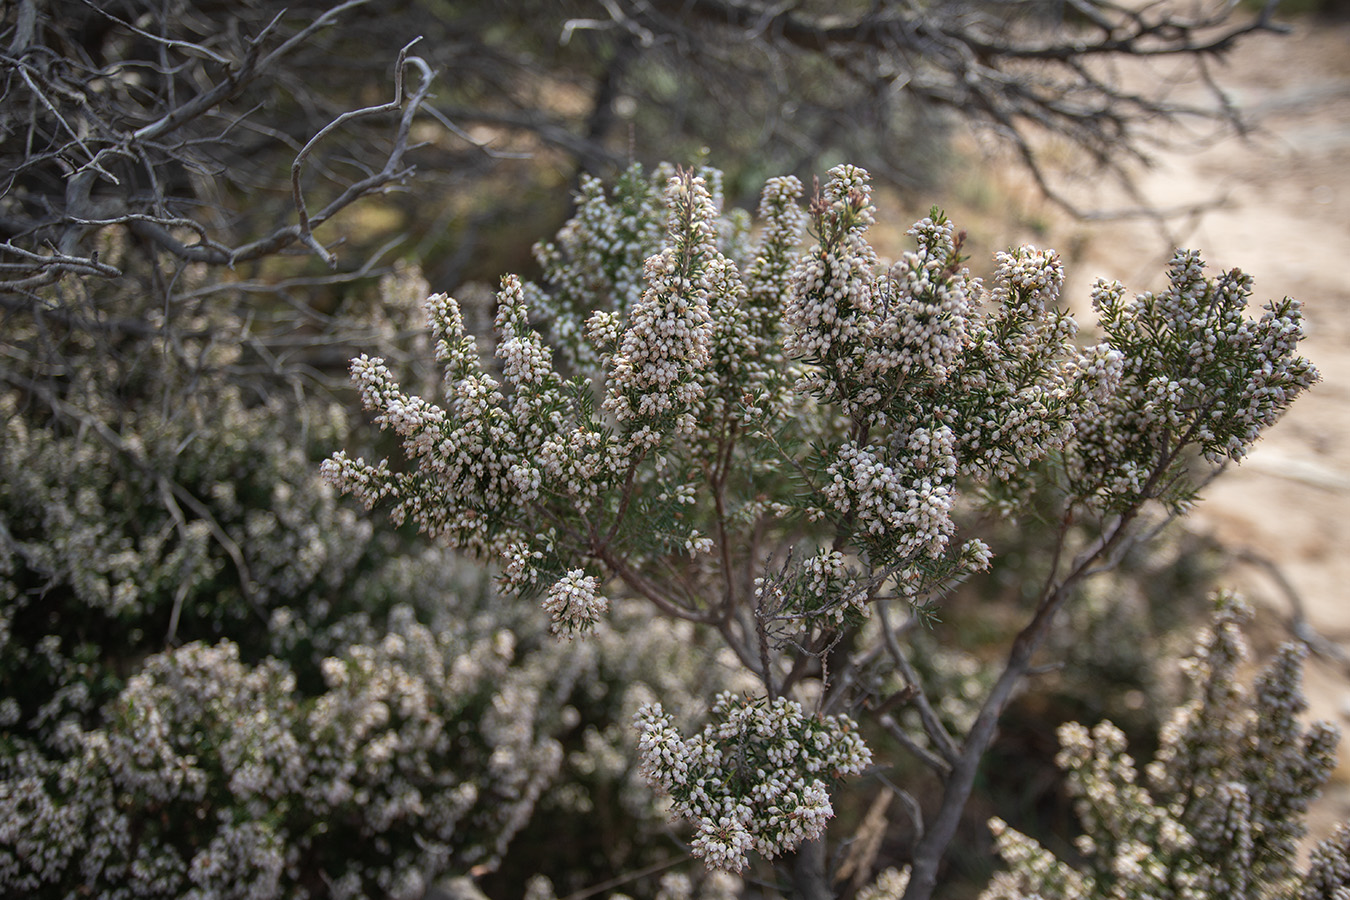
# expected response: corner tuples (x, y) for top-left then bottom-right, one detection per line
(876, 602), (960, 766)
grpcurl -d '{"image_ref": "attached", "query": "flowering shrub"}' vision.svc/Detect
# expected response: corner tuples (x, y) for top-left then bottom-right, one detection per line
(983, 593), (1341, 900)
(0, 264), (679, 898)
(328, 160), (1321, 898)
(0, 615), (566, 900)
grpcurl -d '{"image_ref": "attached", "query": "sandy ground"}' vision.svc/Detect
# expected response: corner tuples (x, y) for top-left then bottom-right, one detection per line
(1043, 13), (1350, 830)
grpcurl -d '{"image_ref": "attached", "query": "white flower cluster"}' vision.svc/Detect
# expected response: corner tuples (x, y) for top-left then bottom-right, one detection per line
(512, 601), (762, 874)
(801, 549), (848, 595)
(857, 866), (912, 900)
(634, 692), (871, 872)
(1303, 825), (1350, 900)
(767, 170), (1119, 603)
(1070, 250), (1318, 510)
(823, 440), (954, 554)
(983, 593), (1342, 900)
(325, 165), (764, 620)
(541, 568), (609, 639)
(322, 277), (581, 571)
(867, 216), (977, 389)
(984, 817), (1092, 900)
(781, 176), (1101, 474)
(696, 241), (758, 420)
(2, 387), (370, 632)
(0, 364), (388, 763)
(345, 260), (439, 398)
(951, 245), (1120, 482)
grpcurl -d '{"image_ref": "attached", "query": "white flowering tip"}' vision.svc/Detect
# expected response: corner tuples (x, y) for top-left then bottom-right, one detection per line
(1070, 249), (1317, 509)
(585, 309), (622, 354)
(745, 175), (805, 340)
(822, 164), (876, 228)
(754, 176), (806, 253)
(994, 246), (1064, 312)
(868, 237), (976, 386)
(541, 569), (608, 639)
(424, 292), (475, 372)
(494, 275), (556, 389)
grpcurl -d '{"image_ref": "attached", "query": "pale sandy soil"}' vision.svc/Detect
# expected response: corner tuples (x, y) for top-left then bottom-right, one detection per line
(1042, 14), (1350, 832)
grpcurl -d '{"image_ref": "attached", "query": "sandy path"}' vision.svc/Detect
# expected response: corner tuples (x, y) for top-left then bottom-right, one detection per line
(1048, 14), (1350, 828)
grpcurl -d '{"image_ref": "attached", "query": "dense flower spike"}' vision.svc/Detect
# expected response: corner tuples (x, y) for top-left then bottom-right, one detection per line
(868, 216), (976, 389)
(784, 164), (880, 397)
(604, 170), (719, 447)
(745, 176), (806, 353)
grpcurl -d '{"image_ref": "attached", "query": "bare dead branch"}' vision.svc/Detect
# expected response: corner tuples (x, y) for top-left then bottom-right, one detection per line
(612, 0), (1284, 219)
(0, 0), (438, 294)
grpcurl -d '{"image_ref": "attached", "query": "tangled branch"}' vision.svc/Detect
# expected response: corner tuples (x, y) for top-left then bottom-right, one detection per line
(0, 0), (435, 295)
